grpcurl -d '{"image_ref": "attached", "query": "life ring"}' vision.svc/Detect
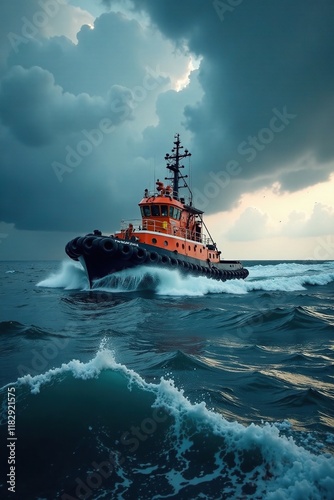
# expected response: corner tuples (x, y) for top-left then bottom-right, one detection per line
(99, 238), (118, 255)
(132, 247), (147, 263)
(83, 236), (96, 255)
(120, 243), (133, 260)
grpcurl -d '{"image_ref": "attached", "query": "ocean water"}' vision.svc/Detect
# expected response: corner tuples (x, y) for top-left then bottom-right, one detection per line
(0, 259), (334, 500)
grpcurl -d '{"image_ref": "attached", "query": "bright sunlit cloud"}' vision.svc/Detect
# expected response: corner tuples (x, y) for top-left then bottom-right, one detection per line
(173, 56), (202, 92)
(205, 172), (334, 259)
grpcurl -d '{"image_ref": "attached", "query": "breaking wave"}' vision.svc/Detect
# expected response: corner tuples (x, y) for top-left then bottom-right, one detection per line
(37, 260), (334, 296)
(1, 344), (333, 499)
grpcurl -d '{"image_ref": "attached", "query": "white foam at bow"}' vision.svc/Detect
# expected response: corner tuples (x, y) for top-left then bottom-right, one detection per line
(36, 260), (334, 296)
(37, 260), (88, 290)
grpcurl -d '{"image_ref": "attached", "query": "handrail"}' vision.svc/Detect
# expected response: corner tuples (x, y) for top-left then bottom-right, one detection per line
(120, 219), (209, 245)
(141, 190), (192, 205)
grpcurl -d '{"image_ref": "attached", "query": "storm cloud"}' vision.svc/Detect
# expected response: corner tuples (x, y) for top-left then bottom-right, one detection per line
(128, 0), (334, 207)
(0, 0), (333, 259)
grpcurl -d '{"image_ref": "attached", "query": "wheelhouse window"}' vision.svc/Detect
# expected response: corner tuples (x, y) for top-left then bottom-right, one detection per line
(161, 205), (168, 217)
(141, 206), (151, 217)
(142, 204), (180, 219)
(169, 206), (181, 220)
(151, 205), (160, 216)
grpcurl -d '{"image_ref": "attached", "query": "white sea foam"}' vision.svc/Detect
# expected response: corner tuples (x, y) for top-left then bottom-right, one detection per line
(16, 340), (145, 395)
(36, 260), (88, 290)
(14, 345), (334, 499)
(36, 260), (334, 296)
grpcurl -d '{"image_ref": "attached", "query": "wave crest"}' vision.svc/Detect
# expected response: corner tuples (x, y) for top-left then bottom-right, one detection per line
(36, 260), (334, 296)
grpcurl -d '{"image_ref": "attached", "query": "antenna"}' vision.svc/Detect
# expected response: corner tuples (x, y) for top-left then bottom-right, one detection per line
(164, 133), (191, 200)
(188, 153), (192, 204)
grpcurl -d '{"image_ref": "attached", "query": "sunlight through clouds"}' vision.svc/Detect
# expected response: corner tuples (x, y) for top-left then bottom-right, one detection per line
(0, 0), (333, 260)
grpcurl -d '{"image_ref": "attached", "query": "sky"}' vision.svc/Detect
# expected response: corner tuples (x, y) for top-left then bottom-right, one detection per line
(0, 0), (333, 261)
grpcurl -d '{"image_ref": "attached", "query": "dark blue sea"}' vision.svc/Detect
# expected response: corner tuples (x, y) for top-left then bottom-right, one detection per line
(1, 259), (334, 500)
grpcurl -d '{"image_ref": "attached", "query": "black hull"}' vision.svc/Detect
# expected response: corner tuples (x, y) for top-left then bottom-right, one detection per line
(65, 234), (249, 287)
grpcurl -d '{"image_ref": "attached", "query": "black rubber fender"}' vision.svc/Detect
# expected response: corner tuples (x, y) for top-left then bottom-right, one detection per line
(132, 247), (147, 263)
(120, 243), (133, 260)
(161, 255), (171, 266)
(70, 236), (82, 254)
(65, 241), (79, 260)
(148, 251), (160, 264)
(83, 235), (96, 255)
(99, 237), (118, 255)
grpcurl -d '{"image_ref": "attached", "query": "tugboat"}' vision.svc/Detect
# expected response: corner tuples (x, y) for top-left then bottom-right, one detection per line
(65, 134), (249, 287)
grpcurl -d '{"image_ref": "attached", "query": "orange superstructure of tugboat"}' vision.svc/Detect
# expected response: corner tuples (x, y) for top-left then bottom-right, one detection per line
(65, 134), (249, 287)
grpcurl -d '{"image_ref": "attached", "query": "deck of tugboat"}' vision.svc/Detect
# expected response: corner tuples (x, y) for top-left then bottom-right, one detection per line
(116, 219), (222, 263)
(115, 222), (244, 271)
(119, 219), (212, 245)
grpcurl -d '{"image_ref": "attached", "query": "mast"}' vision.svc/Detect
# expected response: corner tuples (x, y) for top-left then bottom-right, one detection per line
(164, 133), (191, 200)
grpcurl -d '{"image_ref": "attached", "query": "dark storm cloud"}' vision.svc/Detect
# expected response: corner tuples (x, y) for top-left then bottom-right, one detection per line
(0, 0), (92, 71)
(5, 12), (170, 95)
(126, 0), (334, 211)
(0, 65), (134, 146)
(0, 5), (178, 236)
(1, 0), (334, 248)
